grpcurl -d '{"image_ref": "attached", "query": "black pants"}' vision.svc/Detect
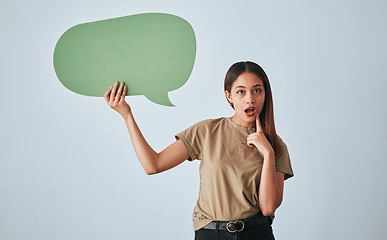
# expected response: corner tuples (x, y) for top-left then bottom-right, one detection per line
(194, 223), (275, 240)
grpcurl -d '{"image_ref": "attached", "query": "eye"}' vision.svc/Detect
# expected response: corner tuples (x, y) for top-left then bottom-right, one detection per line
(237, 90), (244, 94)
(254, 89), (262, 93)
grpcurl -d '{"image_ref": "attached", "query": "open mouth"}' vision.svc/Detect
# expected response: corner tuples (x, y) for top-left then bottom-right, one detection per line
(244, 107), (256, 117)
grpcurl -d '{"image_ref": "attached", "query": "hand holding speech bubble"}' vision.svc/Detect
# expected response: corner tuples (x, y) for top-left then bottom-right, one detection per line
(53, 13), (196, 106)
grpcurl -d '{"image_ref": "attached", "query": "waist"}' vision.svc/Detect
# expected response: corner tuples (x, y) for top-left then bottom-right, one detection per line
(201, 213), (272, 233)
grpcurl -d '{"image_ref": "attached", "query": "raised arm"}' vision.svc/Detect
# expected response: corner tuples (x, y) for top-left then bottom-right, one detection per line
(104, 82), (189, 175)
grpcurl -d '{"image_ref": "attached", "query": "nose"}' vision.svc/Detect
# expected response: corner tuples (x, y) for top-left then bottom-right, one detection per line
(246, 93), (255, 104)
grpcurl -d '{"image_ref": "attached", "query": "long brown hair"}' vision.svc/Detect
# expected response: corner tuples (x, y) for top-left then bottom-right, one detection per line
(224, 61), (282, 156)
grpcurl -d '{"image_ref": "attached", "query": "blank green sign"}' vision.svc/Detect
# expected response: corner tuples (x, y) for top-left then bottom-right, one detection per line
(53, 13), (196, 106)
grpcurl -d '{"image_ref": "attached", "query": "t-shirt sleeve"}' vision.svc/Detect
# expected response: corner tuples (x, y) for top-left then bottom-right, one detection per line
(175, 121), (205, 161)
(275, 136), (294, 180)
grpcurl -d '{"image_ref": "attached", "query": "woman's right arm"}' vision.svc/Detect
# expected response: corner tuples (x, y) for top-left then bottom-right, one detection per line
(104, 82), (189, 175)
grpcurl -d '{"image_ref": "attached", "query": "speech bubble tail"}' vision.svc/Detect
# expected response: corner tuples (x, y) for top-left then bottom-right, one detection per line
(144, 93), (175, 107)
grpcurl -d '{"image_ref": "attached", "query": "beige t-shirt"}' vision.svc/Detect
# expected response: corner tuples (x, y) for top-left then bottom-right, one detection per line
(175, 117), (294, 231)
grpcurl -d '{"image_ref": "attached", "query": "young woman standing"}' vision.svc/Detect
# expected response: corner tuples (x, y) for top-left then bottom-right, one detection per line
(104, 61), (293, 240)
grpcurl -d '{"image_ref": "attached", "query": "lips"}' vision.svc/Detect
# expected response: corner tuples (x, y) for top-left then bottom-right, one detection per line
(244, 107), (256, 117)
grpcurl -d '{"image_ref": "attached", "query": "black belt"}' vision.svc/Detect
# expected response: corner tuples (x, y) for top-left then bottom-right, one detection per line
(202, 213), (271, 233)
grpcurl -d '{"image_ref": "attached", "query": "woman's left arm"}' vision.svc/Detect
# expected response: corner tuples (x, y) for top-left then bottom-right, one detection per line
(247, 115), (284, 216)
(258, 154), (284, 216)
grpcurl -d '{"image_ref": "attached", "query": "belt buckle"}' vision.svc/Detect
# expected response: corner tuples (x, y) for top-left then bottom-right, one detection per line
(226, 220), (245, 233)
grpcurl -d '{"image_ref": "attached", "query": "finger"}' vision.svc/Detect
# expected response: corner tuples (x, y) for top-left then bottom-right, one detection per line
(115, 82), (124, 102)
(246, 134), (256, 147)
(120, 85), (127, 102)
(104, 87), (113, 102)
(255, 114), (263, 132)
(109, 82), (119, 104)
(247, 132), (258, 137)
(246, 139), (255, 148)
(247, 133), (258, 141)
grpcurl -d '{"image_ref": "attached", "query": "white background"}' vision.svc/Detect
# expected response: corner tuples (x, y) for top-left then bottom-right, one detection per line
(1, 0), (387, 239)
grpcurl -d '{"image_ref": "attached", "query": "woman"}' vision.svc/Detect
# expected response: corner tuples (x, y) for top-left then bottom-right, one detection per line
(104, 61), (294, 240)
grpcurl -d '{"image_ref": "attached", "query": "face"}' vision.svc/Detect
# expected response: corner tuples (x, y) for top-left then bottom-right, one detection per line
(225, 72), (265, 128)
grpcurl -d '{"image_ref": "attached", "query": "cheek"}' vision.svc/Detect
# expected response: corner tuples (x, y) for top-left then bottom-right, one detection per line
(232, 102), (244, 114)
(230, 95), (240, 105)
(257, 97), (266, 113)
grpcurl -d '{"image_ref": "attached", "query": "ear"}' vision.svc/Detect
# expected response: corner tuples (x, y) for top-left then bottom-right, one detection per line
(225, 90), (232, 104)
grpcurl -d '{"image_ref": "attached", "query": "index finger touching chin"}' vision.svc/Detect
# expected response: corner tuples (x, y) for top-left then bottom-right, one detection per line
(255, 114), (263, 132)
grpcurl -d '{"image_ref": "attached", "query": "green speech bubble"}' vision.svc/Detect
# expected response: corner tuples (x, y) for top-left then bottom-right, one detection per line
(53, 13), (196, 106)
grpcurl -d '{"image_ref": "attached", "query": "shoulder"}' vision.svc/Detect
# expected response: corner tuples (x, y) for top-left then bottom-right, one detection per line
(177, 117), (228, 138)
(275, 135), (289, 158)
(187, 117), (227, 130)
(175, 118), (228, 160)
(275, 135), (294, 179)
(277, 135), (287, 148)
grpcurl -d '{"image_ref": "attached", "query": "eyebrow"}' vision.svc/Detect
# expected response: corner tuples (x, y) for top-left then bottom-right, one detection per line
(235, 84), (262, 89)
